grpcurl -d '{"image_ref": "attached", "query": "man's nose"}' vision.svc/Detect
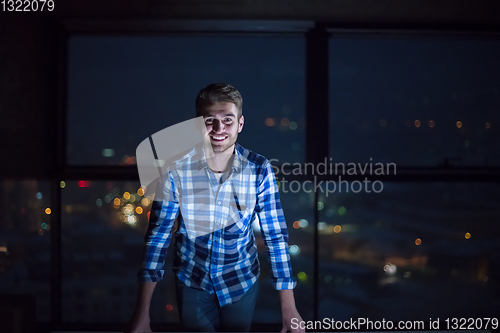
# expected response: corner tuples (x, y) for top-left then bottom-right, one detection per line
(213, 120), (225, 132)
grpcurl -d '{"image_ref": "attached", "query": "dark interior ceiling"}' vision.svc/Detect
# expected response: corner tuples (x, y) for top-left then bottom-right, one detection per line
(28, 0), (500, 30)
(1, 0), (500, 30)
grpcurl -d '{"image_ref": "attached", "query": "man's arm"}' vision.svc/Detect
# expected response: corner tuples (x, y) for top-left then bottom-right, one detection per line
(125, 282), (157, 333)
(127, 173), (180, 333)
(255, 161), (304, 333)
(279, 289), (304, 333)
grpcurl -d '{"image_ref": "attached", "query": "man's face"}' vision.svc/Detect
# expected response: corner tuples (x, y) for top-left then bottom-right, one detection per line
(201, 102), (244, 153)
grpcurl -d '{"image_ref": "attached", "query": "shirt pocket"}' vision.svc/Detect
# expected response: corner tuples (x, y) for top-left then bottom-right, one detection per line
(225, 204), (251, 234)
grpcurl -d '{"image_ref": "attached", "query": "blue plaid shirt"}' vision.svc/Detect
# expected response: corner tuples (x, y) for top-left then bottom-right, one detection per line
(138, 143), (296, 306)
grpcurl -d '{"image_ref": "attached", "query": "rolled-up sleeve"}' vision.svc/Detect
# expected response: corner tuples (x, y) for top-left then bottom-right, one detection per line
(255, 161), (297, 290)
(138, 171), (180, 282)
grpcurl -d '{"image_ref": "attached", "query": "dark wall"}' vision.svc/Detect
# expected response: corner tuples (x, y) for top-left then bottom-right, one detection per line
(0, 14), (58, 177)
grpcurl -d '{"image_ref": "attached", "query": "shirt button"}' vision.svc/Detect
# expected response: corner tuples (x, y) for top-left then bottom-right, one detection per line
(214, 238), (218, 243)
(217, 201), (222, 205)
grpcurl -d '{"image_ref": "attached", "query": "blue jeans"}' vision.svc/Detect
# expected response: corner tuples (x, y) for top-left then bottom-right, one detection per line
(175, 278), (259, 332)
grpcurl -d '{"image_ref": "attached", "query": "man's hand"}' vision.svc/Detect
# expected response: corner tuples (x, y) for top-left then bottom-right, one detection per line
(280, 306), (305, 333)
(124, 311), (152, 333)
(279, 289), (305, 333)
(125, 282), (157, 333)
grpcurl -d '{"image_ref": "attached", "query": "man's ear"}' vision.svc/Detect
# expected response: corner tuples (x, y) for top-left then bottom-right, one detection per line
(238, 115), (244, 133)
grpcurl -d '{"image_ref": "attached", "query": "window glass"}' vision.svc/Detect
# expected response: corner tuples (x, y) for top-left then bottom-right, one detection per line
(329, 36), (500, 166)
(0, 180), (51, 321)
(318, 182), (500, 322)
(60, 180), (176, 323)
(68, 36), (305, 166)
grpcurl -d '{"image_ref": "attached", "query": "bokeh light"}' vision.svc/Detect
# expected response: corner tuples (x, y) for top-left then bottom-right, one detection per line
(265, 118), (275, 127)
(297, 271), (308, 282)
(137, 187), (145, 196)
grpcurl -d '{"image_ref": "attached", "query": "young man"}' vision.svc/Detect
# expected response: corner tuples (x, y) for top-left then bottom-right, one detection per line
(127, 83), (304, 333)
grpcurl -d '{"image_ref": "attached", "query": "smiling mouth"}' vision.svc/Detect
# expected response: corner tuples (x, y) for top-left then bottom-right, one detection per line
(211, 136), (227, 142)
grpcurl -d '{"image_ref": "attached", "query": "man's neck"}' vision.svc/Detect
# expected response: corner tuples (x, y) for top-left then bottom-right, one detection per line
(207, 146), (235, 173)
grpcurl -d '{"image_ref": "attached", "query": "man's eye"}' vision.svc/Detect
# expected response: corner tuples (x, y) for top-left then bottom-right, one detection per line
(224, 118), (233, 123)
(205, 119), (214, 124)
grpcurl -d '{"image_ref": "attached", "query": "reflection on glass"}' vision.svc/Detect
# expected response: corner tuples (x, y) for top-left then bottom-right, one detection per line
(0, 180), (51, 321)
(318, 182), (500, 321)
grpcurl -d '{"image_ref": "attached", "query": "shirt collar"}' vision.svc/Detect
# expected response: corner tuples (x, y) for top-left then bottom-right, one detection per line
(195, 142), (245, 174)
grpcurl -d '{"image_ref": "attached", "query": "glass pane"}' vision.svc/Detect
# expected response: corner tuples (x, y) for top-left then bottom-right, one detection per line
(0, 180), (51, 321)
(329, 36), (500, 166)
(61, 180), (177, 323)
(318, 182), (500, 324)
(68, 36), (305, 166)
(254, 184), (314, 323)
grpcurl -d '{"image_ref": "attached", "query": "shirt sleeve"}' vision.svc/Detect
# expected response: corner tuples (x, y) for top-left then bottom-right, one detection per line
(255, 161), (297, 290)
(137, 170), (180, 282)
